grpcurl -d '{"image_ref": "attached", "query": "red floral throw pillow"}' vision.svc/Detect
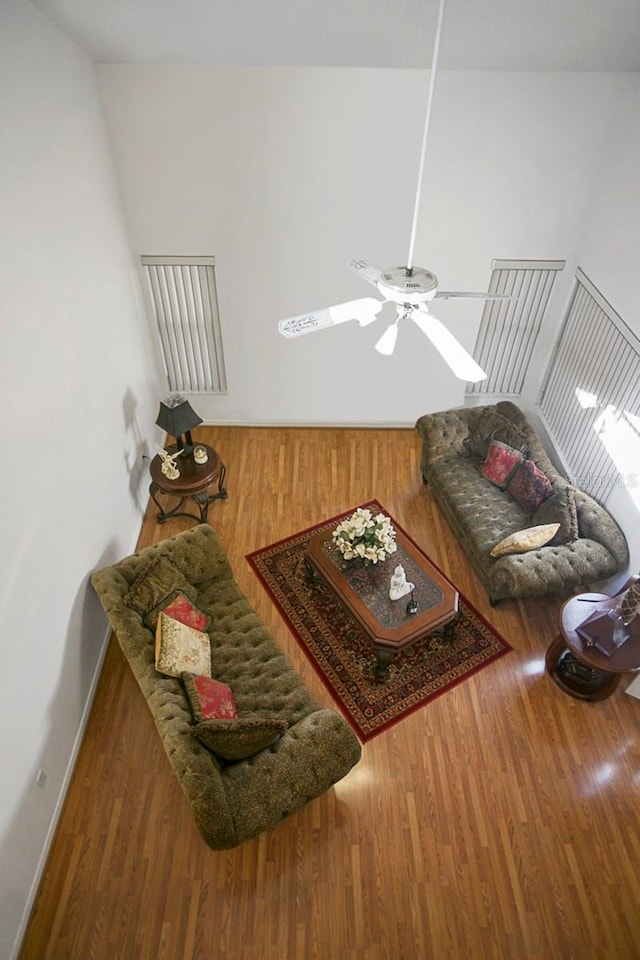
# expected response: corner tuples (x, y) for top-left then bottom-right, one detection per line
(181, 672), (238, 722)
(162, 593), (209, 632)
(507, 459), (554, 514)
(481, 440), (524, 490)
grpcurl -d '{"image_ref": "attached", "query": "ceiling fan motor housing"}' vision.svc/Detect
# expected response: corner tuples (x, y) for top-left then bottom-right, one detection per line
(377, 265), (439, 304)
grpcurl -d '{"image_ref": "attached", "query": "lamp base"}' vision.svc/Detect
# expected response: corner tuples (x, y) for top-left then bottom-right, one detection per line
(176, 431), (195, 457)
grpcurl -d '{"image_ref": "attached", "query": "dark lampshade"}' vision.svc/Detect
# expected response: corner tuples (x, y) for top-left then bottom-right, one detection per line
(156, 394), (202, 454)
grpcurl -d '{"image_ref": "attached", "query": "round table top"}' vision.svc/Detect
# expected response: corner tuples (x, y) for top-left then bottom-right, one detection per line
(561, 592), (640, 675)
(150, 443), (221, 495)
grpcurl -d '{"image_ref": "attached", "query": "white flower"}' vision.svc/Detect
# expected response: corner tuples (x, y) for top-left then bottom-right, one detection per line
(332, 507), (397, 565)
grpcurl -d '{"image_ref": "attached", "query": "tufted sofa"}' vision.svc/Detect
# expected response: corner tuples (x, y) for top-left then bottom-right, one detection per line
(415, 401), (629, 604)
(91, 524), (361, 849)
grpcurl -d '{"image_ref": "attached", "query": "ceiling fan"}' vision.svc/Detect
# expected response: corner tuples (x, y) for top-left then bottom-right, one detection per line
(277, 0), (513, 383)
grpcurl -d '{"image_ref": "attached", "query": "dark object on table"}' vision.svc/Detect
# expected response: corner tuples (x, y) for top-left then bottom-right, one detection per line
(406, 592), (419, 615)
(576, 600), (630, 656)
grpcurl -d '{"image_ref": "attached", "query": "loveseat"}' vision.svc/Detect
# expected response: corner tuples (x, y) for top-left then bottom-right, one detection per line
(415, 401), (629, 604)
(91, 524), (361, 849)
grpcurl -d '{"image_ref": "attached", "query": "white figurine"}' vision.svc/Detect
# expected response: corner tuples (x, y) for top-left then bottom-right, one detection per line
(389, 564), (415, 601)
(156, 444), (183, 480)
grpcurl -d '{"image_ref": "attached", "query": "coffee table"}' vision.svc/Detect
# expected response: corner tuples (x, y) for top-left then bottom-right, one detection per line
(305, 512), (459, 681)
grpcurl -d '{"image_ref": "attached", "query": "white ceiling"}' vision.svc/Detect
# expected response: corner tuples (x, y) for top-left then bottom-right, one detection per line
(34, 0), (640, 71)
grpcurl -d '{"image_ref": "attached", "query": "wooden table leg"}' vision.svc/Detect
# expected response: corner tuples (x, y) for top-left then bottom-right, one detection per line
(373, 648), (395, 683)
(545, 634), (620, 701)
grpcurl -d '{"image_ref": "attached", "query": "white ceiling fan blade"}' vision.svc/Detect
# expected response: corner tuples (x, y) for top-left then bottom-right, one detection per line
(412, 308), (486, 383)
(279, 297), (383, 339)
(375, 323), (399, 357)
(347, 258), (385, 289)
(434, 290), (514, 300)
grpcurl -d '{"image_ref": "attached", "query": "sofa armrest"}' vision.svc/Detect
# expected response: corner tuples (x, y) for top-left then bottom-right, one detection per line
(574, 489), (630, 570)
(415, 407), (474, 474)
(222, 709), (361, 845)
(487, 539), (625, 603)
(99, 523), (233, 591)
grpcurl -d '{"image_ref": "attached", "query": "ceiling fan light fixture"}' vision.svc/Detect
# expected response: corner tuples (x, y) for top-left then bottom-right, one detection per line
(375, 322), (399, 356)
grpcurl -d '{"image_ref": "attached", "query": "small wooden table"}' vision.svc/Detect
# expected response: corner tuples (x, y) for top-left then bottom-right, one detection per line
(305, 516), (459, 681)
(149, 443), (227, 524)
(546, 593), (640, 701)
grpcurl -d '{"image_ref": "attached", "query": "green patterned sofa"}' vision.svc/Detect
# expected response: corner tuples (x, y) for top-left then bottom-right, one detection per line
(415, 401), (629, 605)
(91, 524), (361, 849)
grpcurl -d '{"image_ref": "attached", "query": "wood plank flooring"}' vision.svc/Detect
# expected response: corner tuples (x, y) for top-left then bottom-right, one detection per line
(19, 426), (640, 959)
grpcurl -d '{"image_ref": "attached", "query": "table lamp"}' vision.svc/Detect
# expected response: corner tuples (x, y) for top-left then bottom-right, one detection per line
(155, 394), (203, 456)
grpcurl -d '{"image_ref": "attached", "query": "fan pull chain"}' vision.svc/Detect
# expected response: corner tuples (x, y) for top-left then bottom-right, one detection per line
(406, 0), (447, 275)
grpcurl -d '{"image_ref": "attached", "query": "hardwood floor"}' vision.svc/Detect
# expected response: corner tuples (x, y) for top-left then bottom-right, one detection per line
(19, 426), (640, 960)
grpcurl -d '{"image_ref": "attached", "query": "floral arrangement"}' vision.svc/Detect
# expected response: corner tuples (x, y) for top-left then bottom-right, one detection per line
(332, 507), (397, 565)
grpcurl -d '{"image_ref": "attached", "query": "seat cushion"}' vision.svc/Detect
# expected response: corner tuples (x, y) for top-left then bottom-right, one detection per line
(429, 457), (529, 555)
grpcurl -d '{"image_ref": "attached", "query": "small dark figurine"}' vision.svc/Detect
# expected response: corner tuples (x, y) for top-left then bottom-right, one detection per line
(406, 591), (418, 616)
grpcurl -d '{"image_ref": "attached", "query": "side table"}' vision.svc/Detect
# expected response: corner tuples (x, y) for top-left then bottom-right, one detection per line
(149, 443), (227, 525)
(546, 592), (640, 701)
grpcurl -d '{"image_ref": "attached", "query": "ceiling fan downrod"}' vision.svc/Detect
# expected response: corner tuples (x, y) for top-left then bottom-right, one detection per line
(406, 0), (447, 275)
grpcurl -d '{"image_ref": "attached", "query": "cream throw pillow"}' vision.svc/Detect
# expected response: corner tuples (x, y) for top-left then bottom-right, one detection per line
(490, 523), (560, 558)
(155, 612), (211, 678)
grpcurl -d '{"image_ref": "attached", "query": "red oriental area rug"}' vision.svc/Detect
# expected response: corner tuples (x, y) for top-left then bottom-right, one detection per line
(246, 502), (512, 742)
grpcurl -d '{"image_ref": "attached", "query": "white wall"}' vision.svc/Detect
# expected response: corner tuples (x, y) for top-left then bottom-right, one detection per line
(573, 78), (640, 580)
(97, 65), (628, 425)
(0, 4), (161, 957)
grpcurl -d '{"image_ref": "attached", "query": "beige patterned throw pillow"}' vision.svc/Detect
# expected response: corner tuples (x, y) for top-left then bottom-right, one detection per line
(490, 523), (560, 558)
(155, 612), (211, 678)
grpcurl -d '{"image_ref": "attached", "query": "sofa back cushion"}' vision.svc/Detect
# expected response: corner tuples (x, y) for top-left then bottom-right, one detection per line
(124, 556), (199, 628)
(465, 407), (529, 460)
(191, 715), (289, 761)
(534, 485), (579, 544)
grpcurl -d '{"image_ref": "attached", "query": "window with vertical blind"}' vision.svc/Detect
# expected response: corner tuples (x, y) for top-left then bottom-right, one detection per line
(141, 256), (227, 394)
(466, 258), (565, 399)
(537, 268), (640, 505)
